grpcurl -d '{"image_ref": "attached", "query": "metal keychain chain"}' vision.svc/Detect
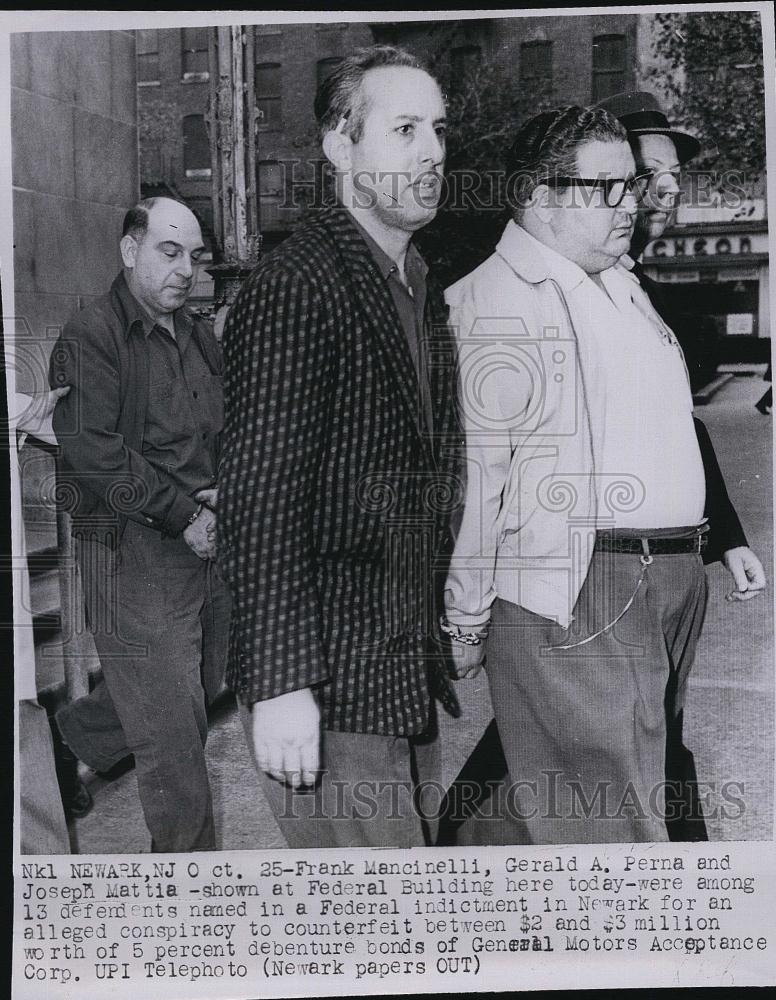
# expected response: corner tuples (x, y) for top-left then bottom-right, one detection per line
(550, 545), (653, 650)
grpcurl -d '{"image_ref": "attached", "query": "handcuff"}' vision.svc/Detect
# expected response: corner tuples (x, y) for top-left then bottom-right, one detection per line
(439, 615), (489, 646)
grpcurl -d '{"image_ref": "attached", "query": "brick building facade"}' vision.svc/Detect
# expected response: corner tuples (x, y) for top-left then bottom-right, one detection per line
(136, 19), (372, 294)
(135, 15), (769, 351)
(371, 14), (639, 105)
(138, 15), (639, 240)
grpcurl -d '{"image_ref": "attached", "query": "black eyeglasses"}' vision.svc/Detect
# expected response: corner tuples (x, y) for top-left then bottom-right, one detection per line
(538, 172), (653, 208)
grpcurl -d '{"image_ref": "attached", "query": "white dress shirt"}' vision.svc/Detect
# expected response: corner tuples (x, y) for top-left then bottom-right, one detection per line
(594, 262), (705, 528)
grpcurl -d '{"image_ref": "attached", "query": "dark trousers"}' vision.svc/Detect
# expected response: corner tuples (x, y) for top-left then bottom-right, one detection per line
(240, 706), (440, 848)
(56, 520), (230, 852)
(447, 550), (707, 845)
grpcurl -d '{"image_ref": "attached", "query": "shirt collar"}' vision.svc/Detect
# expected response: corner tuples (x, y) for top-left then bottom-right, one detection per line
(349, 214), (428, 283)
(611, 256), (644, 292)
(111, 271), (194, 341)
(496, 220), (589, 292)
(600, 259), (662, 319)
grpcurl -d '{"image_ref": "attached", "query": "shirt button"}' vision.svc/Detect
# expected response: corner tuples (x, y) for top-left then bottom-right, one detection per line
(193, 390), (198, 399)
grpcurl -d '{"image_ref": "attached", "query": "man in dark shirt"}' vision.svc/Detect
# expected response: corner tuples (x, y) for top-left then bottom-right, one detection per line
(49, 197), (230, 852)
(597, 91), (765, 589)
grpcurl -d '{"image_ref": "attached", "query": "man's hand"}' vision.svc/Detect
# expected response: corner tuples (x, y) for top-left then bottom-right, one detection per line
(722, 546), (766, 602)
(194, 487), (218, 510)
(251, 688), (320, 787)
(449, 641), (487, 680)
(183, 506), (217, 560)
(194, 490), (219, 547)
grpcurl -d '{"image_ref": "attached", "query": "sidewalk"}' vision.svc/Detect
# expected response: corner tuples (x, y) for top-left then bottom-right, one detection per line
(682, 370), (773, 841)
(64, 373), (774, 852)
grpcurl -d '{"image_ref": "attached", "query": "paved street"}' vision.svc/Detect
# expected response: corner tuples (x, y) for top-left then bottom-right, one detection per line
(66, 370), (774, 853)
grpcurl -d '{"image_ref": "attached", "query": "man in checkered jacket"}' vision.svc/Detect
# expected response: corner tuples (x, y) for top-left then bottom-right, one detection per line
(219, 46), (461, 847)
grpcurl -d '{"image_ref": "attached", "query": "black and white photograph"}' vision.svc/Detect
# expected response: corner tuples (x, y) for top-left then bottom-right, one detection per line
(5, 5), (776, 996)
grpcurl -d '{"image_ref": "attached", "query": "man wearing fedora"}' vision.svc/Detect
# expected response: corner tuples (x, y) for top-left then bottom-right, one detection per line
(597, 91), (765, 608)
(594, 91), (767, 840)
(598, 91), (720, 391)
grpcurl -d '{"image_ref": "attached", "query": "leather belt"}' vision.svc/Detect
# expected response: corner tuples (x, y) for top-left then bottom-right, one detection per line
(595, 526), (708, 556)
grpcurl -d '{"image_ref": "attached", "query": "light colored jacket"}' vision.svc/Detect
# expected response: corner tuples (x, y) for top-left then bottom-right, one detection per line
(444, 221), (608, 629)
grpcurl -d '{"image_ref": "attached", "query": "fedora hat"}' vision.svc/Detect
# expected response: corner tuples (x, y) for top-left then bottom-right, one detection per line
(595, 91), (701, 164)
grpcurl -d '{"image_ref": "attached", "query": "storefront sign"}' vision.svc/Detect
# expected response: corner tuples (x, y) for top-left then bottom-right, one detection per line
(726, 313), (755, 336)
(651, 235), (750, 257)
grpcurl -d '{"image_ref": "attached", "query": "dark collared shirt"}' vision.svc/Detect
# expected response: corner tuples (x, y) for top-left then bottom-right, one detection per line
(352, 218), (434, 434)
(143, 313), (222, 498)
(51, 271), (223, 537)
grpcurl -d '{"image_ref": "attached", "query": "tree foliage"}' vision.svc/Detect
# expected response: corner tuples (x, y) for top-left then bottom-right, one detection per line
(649, 10), (765, 176)
(417, 62), (555, 287)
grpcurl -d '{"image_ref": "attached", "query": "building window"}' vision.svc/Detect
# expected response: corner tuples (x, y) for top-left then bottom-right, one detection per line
(450, 44), (482, 86)
(137, 29), (159, 86)
(520, 40), (552, 85)
(316, 57), (342, 89)
(181, 26), (209, 81)
(183, 115), (211, 178)
(256, 62), (282, 129)
(591, 33), (627, 102)
(258, 159), (284, 227)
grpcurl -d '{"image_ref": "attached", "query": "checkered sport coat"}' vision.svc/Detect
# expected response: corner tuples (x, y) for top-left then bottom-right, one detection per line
(219, 207), (462, 737)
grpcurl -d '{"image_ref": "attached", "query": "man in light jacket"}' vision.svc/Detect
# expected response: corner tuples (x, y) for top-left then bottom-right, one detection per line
(443, 105), (723, 844)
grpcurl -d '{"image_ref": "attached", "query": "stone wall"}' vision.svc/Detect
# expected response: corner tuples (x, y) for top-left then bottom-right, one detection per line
(11, 29), (138, 695)
(11, 29), (138, 388)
